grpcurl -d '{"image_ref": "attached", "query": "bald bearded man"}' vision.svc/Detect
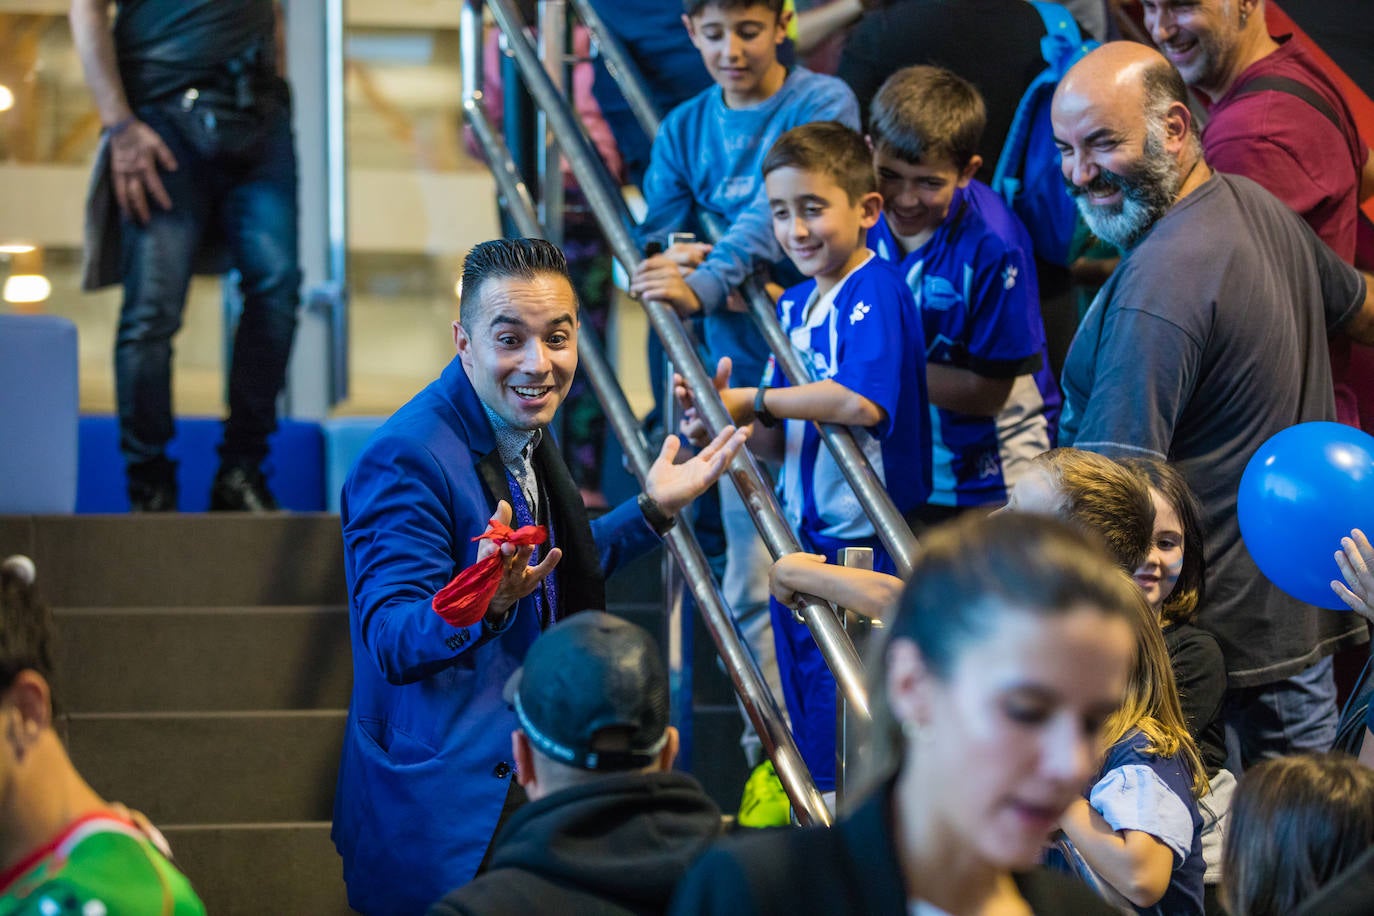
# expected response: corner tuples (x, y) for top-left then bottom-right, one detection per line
(1052, 42), (1374, 767)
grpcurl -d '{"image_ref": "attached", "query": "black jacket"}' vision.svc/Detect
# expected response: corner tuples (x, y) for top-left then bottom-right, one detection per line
(669, 780), (1121, 915)
(428, 771), (722, 916)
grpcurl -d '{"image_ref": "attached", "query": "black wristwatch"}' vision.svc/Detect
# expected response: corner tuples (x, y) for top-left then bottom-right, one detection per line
(637, 492), (677, 536)
(754, 385), (779, 428)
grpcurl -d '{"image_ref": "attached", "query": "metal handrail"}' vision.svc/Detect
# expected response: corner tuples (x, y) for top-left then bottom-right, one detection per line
(481, 0), (871, 722)
(700, 214), (920, 579)
(459, 0), (832, 826)
(565, 0), (661, 140)
(564, 4), (918, 577)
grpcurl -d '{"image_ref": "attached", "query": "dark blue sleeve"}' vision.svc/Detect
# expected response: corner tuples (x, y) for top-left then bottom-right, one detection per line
(668, 844), (766, 916)
(963, 239), (1046, 377)
(592, 495), (660, 578)
(342, 436), (503, 686)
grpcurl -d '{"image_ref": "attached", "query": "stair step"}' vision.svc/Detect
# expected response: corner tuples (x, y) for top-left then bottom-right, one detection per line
(0, 514), (346, 607)
(54, 605), (352, 713)
(161, 822), (352, 915)
(64, 711), (344, 825)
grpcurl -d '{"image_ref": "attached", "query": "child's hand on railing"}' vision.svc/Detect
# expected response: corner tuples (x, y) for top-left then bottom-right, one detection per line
(769, 552), (829, 607)
(630, 254), (704, 316)
(1332, 528), (1374, 623)
(663, 240), (713, 274)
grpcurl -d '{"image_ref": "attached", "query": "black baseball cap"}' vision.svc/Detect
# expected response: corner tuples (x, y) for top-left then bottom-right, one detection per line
(504, 611), (670, 771)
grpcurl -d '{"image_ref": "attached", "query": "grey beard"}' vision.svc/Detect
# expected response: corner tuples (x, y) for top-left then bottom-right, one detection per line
(1068, 132), (1182, 251)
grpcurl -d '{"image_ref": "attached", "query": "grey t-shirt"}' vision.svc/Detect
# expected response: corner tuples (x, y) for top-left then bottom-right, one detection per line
(1061, 172), (1368, 687)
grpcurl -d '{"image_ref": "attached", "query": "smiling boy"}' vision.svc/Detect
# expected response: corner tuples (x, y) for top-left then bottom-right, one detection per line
(682, 121), (929, 793)
(866, 66), (1061, 527)
(631, 0), (859, 340)
(627, 0), (859, 778)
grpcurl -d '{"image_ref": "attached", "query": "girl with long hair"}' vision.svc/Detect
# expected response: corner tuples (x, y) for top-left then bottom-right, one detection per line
(1057, 589), (1208, 915)
(672, 513), (1137, 915)
(1126, 458), (1232, 912)
(1222, 753), (1374, 916)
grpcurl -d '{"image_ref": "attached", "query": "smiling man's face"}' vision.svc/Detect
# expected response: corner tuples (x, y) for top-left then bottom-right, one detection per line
(454, 272), (579, 431)
(1051, 77), (1183, 251)
(1141, 0), (1245, 97)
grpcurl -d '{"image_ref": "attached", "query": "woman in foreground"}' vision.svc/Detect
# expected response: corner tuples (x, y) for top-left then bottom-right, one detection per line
(670, 513), (1138, 915)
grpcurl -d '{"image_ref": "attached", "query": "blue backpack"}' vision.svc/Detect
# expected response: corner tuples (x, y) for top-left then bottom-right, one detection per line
(991, 2), (1099, 266)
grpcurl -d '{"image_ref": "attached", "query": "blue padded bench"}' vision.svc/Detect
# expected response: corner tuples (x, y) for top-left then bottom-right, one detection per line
(0, 314), (79, 513)
(78, 416), (326, 512)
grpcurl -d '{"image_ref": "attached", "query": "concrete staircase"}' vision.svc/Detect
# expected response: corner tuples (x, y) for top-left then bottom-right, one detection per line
(0, 514), (352, 913)
(0, 512), (749, 914)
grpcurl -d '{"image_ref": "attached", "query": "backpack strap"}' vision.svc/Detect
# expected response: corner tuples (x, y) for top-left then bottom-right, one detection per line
(992, 3), (1095, 197)
(1229, 74), (1342, 134)
(1030, 0), (1087, 72)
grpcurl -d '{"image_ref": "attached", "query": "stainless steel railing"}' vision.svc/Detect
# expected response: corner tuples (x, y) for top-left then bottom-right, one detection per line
(479, 0), (872, 727)
(460, 0), (832, 826)
(701, 216), (920, 578)
(569, 7), (918, 578)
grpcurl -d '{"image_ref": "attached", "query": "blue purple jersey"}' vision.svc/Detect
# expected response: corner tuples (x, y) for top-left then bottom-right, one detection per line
(765, 254), (931, 540)
(868, 180), (1061, 507)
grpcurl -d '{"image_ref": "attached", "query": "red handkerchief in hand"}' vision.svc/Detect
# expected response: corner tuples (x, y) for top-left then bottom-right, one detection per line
(432, 519), (548, 628)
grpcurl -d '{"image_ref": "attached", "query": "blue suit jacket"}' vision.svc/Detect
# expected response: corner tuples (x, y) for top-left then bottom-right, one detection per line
(332, 357), (656, 915)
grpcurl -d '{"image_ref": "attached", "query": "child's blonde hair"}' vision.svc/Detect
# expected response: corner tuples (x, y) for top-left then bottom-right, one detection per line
(1101, 590), (1208, 798)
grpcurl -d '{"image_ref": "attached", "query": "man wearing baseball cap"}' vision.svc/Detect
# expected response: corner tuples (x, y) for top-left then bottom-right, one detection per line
(427, 612), (723, 915)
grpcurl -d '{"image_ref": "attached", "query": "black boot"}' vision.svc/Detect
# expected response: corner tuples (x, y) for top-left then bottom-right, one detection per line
(209, 465), (280, 512)
(127, 458), (178, 512)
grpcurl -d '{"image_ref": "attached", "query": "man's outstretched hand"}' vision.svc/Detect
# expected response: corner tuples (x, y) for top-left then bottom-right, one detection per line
(479, 500), (562, 623)
(644, 424), (749, 517)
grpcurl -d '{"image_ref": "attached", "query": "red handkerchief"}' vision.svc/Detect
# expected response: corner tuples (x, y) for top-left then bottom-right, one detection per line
(431, 519), (548, 628)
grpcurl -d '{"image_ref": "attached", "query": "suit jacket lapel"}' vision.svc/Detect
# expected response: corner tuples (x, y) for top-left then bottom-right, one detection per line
(533, 433), (605, 617)
(475, 449), (514, 512)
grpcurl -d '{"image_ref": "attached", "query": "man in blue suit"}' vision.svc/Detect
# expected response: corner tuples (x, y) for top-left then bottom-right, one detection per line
(332, 238), (747, 915)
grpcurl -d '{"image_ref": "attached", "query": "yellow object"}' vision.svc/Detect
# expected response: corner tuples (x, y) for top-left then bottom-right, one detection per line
(738, 759), (792, 827)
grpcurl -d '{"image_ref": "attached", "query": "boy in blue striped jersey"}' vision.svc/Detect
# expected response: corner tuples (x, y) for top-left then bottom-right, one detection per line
(679, 121), (930, 793)
(867, 65), (1062, 527)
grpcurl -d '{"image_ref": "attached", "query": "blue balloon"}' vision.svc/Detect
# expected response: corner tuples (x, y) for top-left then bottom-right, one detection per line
(1238, 422), (1374, 611)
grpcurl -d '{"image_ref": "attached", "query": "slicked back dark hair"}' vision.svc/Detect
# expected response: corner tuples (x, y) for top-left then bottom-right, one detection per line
(869, 65), (986, 169)
(683, 0), (784, 18)
(762, 121), (877, 204)
(0, 558), (57, 708)
(459, 238), (574, 330)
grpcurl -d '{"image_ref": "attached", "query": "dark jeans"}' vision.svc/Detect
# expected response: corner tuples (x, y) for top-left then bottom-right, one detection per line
(115, 90), (300, 475)
(1223, 655), (1340, 770)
